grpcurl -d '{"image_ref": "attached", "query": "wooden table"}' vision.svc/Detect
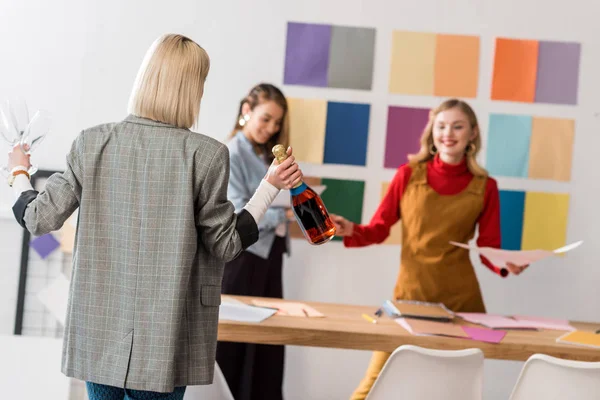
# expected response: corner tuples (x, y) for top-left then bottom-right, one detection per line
(218, 296), (600, 362)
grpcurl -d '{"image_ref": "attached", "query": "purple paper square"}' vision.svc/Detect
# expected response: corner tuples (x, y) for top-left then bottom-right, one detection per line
(284, 22), (331, 87)
(535, 41), (581, 105)
(384, 106), (430, 169)
(30, 233), (60, 259)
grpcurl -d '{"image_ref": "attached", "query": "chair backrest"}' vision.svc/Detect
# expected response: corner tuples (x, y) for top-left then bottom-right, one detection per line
(509, 354), (600, 400)
(366, 345), (484, 400)
(183, 362), (234, 400)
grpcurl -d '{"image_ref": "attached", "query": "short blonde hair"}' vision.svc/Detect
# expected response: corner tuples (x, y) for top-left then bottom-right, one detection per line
(128, 33), (210, 129)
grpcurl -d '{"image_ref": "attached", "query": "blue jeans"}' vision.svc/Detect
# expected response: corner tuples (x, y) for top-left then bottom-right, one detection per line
(86, 382), (186, 400)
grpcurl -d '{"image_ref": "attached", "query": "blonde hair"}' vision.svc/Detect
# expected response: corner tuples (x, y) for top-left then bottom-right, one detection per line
(227, 83), (290, 162)
(127, 33), (210, 129)
(407, 98), (488, 177)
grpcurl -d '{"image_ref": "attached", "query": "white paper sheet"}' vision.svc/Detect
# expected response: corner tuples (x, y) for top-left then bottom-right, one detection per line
(37, 274), (70, 326)
(449, 240), (583, 267)
(219, 302), (277, 323)
(271, 185), (327, 208)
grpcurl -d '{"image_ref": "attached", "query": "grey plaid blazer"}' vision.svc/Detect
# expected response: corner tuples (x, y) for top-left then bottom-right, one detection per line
(13, 115), (259, 392)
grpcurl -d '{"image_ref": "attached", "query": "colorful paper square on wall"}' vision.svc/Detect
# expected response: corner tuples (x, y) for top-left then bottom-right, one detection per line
(389, 31), (480, 98)
(323, 102), (370, 166)
(491, 38), (581, 105)
(284, 22), (376, 90)
(289, 178), (365, 242)
(384, 106), (429, 169)
(381, 182), (402, 245)
(498, 190), (569, 251)
(486, 114), (532, 178)
(289, 98), (370, 166)
(498, 190), (525, 250)
(487, 113), (575, 181)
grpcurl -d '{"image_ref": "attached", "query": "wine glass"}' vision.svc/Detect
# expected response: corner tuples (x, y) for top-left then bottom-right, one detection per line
(0, 99), (28, 177)
(21, 110), (51, 176)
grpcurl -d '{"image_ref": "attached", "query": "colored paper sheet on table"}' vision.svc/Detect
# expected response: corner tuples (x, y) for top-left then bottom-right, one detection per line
(320, 178), (365, 242)
(389, 31), (436, 95)
(381, 182), (402, 245)
(251, 300), (324, 317)
(284, 22), (331, 87)
(384, 106), (429, 169)
(512, 316), (575, 332)
(219, 302), (276, 323)
(457, 313), (538, 330)
(462, 326), (506, 343)
(499, 190), (525, 250)
(30, 233), (60, 259)
(323, 101), (370, 166)
(521, 192), (570, 251)
(327, 25), (376, 90)
(288, 98), (327, 164)
(434, 34), (479, 98)
(36, 274), (69, 326)
(449, 240), (582, 267)
(396, 318), (469, 338)
(486, 114), (532, 178)
(535, 41), (581, 105)
(557, 331), (600, 349)
(491, 38), (539, 102)
(528, 117), (575, 181)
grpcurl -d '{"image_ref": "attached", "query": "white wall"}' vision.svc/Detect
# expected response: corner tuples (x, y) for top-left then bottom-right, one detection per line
(1, 0), (600, 398)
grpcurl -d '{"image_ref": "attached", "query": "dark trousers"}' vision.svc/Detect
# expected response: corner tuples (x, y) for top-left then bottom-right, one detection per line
(216, 236), (286, 400)
(86, 382), (185, 400)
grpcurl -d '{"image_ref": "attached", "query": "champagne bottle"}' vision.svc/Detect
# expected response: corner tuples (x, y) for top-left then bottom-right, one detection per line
(272, 145), (336, 245)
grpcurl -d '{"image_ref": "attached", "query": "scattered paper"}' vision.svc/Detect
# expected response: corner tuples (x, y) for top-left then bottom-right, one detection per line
(271, 185), (327, 208)
(557, 330), (600, 349)
(251, 300), (324, 317)
(512, 316), (575, 332)
(219, 302), (276, 323)
(449, 240), (582, 267)
(36, 274), (70, 326)
(458, 313), (538, 330)
(396, 318), (468, 338)
(462, 326), (507, 343)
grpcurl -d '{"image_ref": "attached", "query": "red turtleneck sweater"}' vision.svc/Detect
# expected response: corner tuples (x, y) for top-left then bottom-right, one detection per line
(344, 155), (507, 277)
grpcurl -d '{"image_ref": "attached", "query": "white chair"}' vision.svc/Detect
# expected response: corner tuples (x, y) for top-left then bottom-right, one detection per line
(366, 345), (484, 400)
(183, 362), (234, 400)
(509, 354), (600, 400)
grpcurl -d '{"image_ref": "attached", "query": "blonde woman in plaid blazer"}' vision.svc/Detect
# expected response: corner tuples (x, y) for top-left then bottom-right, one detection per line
(7, 34), (303, 400)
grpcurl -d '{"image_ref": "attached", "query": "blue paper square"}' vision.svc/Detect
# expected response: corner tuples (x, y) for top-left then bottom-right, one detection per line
(499, 190), (525, 250)
(323, 101), (370, 166)
(30, 233), (60, 259)
(486, 114), (532, 178)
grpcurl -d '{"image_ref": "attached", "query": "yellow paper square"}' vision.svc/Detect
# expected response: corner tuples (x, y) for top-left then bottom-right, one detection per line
(59, 214), (77, 254)
(381, 182), (402, 245)
(287, 98), (327, 164)
(521, 192), (570, 251)
(528, 117), (575, 181)
(389, 31), (436, 95)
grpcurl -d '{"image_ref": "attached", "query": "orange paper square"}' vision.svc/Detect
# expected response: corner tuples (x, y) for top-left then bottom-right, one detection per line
(434, 34), (480, 98)
(491, 38), (539, 102)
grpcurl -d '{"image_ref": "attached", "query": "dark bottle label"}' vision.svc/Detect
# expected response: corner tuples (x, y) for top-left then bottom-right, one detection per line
(293, 197), (329, 231)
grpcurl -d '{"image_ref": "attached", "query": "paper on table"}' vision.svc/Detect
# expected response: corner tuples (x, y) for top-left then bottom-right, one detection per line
(36, 274), (70, 326)
(512, 316), (575, 331)
(271, 185), (327, 208)
(219, 302), (276, 323)
(462, 326), (507, 343)
(457, 313), (538, 330)
(449, 240), (583, 267)
(396, 318), (469, 338)
(557, 330), (600, 349)
(251, 300), (325, 317)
